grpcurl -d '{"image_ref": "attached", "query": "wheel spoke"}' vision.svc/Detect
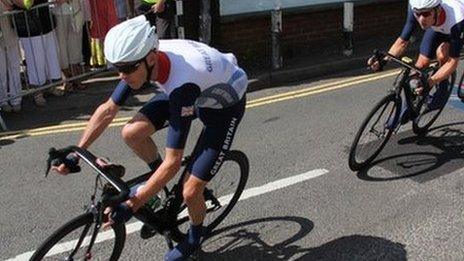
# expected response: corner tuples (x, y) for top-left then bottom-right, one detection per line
(349, 95), (398, 170)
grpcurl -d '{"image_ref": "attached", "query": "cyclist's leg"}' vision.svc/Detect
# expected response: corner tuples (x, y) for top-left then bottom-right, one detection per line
(427, 34), (452, 110)
(436, 41), (450, 65)
(392, 30), (439, 125)
(183, 96), (246, 223)
(122, 93), (169, 169)
(183, 174), (208, 220)
(166, 97), (246, 260)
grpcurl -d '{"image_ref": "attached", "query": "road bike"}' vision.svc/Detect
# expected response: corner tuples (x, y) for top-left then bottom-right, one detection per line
(348, 50), (455, 171)
(30, 131), (249, 260)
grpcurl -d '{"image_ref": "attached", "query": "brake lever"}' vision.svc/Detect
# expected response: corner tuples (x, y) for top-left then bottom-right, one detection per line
(45, 147), (80, 177)
(45, 148), (58, 177)
(45, 159), (51, 178)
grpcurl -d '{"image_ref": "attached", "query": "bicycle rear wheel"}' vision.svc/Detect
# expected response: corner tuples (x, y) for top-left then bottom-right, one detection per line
(30, 212), (126, 261)
(349, 94), (400, 171)
(412, 72), (455, 136)
(173, 150), (249, 242)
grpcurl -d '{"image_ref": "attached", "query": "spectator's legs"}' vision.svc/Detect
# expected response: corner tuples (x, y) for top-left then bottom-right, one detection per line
(20, 31), (63, 106)
(154, 1), (176, 39)
(20, 35), (47, 106)
(105, 0), (119, 30)
(82, 22), (91, 69)
(95, 38), (105, 67)
(55, 14), (72, 90)
(43, 31), (64, 97)
(114, 0), (128, 22)
(20, 35), (47, 87)
(55, 15), (69, 71)
(155, 13), (171, 39)
(89, 38), (97, 68)
(0, 46), (11, 112)
(43, 31), (62, 82)
(6, 44), (22, 111)
(57, 14), (86, 92)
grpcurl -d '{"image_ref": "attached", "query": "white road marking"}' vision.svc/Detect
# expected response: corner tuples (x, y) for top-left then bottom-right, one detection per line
(6, 168), (329, 261)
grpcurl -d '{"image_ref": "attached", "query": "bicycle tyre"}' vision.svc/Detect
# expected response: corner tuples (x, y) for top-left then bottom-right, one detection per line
(30, 212), (126, 261)
(412, 72), (455, 136)
(349, 94), (400, 171)
(172, 150), (249, 242)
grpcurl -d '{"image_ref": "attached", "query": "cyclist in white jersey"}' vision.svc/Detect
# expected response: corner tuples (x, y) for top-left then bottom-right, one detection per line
(369, 0), (464, 115)
(52, 14), (247, 261)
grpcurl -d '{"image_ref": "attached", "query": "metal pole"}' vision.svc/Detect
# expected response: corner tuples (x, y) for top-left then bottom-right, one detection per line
(175, 0), (185, 39)
(343, 2), (354, 56)
(199, 0), (211, 44)
(271, 7), (282, 70)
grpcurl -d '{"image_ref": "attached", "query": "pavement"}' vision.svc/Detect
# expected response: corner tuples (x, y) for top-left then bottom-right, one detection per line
(0, 36), (422, 133)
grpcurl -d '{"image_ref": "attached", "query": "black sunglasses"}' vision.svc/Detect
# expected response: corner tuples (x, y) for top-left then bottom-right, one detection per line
(414, 10), (433, 17)
(113, 59), (143, 74)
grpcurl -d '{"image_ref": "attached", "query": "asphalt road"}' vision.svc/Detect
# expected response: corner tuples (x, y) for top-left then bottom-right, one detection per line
(1, 66), (464, 261)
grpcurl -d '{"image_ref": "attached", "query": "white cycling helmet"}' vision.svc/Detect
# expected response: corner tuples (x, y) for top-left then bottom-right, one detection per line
(104, 15), (159, 64)
(409, 0), (441, 10)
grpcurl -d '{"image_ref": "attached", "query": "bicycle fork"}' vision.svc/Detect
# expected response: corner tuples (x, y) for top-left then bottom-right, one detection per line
(64, 205), (100, 260)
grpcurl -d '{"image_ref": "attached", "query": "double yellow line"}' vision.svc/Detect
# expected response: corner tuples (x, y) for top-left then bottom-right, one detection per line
(247, 69), (399, 108)
(0, 69), (399, 140)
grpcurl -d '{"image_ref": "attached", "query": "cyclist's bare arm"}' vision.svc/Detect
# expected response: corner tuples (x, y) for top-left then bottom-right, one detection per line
(78, 99), (120, 149)
(52, 99), (120, 175)
(127, 148), (184, 211)
(388, 37), (409, 58)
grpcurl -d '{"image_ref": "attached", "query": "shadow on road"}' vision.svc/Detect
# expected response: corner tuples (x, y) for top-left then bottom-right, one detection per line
(357, 121), (464, 182)
(198, 216), (406, 261)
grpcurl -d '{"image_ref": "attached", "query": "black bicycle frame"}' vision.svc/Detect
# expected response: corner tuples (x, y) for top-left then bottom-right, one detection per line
(376, 50), (432, 120)
(47, 126), (225, 256)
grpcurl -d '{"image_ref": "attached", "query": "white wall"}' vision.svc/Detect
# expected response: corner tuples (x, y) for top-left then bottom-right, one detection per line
(219, 0), (363, 16)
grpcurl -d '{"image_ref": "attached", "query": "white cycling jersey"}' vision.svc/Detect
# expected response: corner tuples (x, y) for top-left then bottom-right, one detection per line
(431, 0), (464, 34)
(158, 39), (247, 100)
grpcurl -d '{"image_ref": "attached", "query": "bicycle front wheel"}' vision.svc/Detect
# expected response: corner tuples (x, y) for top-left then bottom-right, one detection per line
(30, 212), (126, 261)
(413, 72), (455, 136)
(349, 94), (400, 171)
(174, 150), (249, 242)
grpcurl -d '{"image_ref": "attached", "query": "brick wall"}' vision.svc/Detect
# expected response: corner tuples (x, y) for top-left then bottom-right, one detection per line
(217, 0), (409, 70)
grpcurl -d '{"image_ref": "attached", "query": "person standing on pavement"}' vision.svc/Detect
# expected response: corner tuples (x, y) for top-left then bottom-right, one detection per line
(53, 0), (87, 92)
(9, 0), (64, 107)
(114, 0), (129, 23)
(0, 0), (22, 112)
(88, 0), (118, 68)
(130, 0), (175, 39)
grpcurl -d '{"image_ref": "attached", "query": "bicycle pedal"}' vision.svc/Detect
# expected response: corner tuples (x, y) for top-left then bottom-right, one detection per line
(140, 224), (157, 239)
